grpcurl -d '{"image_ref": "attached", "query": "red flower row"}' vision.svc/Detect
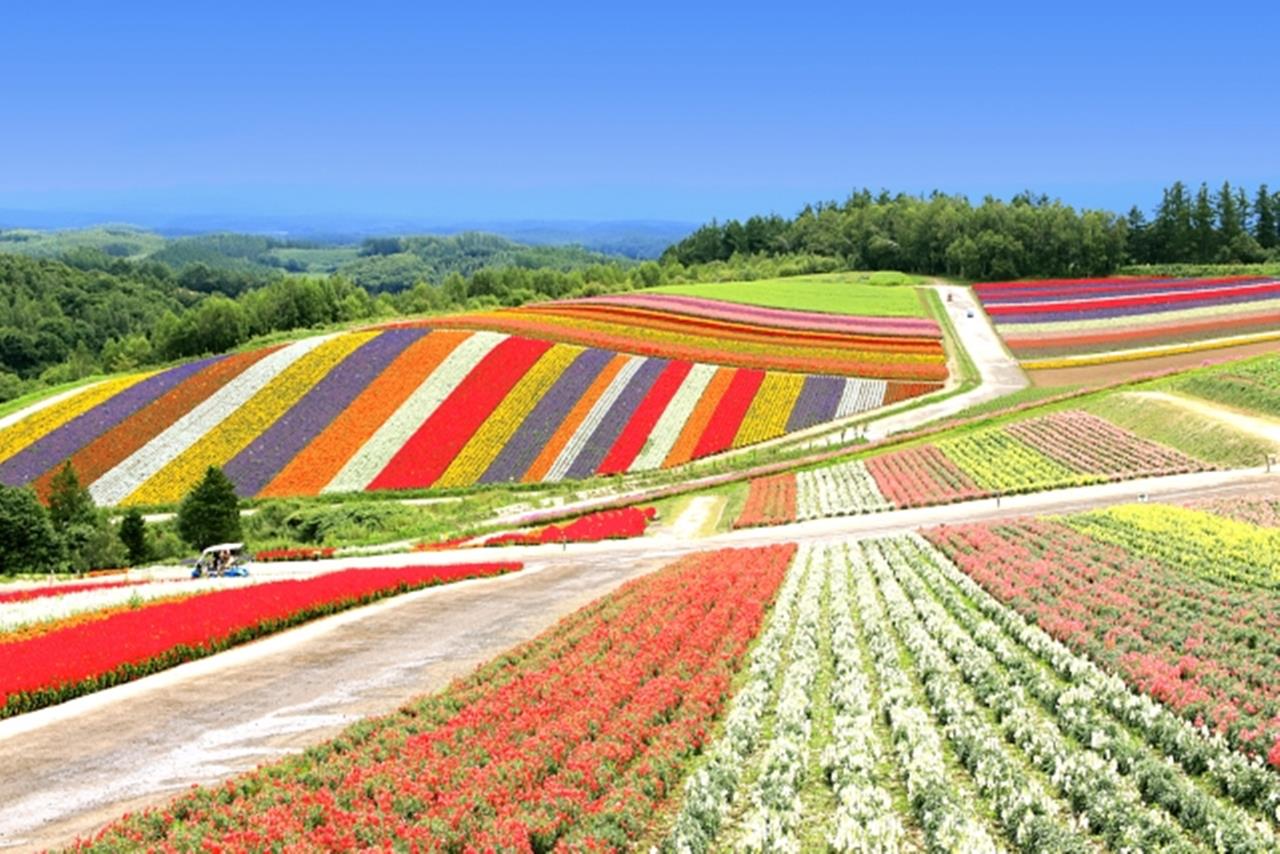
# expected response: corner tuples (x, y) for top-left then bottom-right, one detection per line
(78, 544), (795, 851)
(1, 562), (519, 718)
(482, 506), (657, 547)
(0, 579), (145, 604)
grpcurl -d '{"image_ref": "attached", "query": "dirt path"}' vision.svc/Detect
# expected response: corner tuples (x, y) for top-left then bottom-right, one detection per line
(660, 495), (724, 539)
(3, 465), (1278, 850)
(1129, 390), (1280, 447)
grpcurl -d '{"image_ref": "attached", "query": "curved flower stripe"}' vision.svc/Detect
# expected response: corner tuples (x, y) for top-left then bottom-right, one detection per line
(1005, 307), (1280, 354)
(36, 350), (277, 503)
(434, 343), (583, 489)
(564, 357), (667, 480)
(0, 384), (101, 433)
(518, 303), (944, 354)
(0, 373), (158, 468)
(263, 330), (469, 498)
(596, 360), (692, 475)
(986, 280), (1280, 321)
(479, 348), (613, 485)
(693, 369), (766, 459)
(0, 357), (219, 487)
(1021, 330), (1280, 370)
(628, 362), (717, 473)
(544, 356), (645, 482)
(90, 339), (328, 506)
(565, 291), (942, 336)
(835, 378), (888, 418)
(222, 329), (424, 497)
(370, 336), (554, 491)
(125, 332), (376, 506)
(784, 374), (844, 433)
(662, 366), (736, 468)
(997, 297), (1280, 337)
(521, 354), (629, 483)
(975, 274), (1269, 300)
(733, 371), (804, 449)
(322, 331), (504, 494)
(422, 312), (946, 380)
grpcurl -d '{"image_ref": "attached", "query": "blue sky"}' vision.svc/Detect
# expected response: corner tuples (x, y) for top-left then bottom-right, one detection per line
(2, 1), (1277, 225)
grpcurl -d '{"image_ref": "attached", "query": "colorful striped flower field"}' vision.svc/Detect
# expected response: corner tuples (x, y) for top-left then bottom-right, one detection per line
(974, 275), (1280, 367)
(0, 299), (945, 505)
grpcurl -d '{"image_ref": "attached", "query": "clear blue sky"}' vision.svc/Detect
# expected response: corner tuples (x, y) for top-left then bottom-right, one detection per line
(2, 1), (1276, 225)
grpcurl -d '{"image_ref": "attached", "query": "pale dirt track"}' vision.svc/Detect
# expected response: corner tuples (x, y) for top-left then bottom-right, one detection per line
(1129, 390), (1280, 447)
(2, 466), (1278, 851)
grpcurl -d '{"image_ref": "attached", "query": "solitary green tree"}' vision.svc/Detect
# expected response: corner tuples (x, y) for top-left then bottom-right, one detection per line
(176, 466), (242, 551)
(119, 508), (149, 565)
(0, 484), (61, 575)
(47, 461), (96, 529)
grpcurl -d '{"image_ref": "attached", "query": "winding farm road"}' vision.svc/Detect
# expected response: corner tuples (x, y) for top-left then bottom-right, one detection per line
(2, 465), (1277, 851)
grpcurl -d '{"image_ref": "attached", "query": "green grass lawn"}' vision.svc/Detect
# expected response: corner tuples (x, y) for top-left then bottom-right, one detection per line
(647, 271), (929, 317)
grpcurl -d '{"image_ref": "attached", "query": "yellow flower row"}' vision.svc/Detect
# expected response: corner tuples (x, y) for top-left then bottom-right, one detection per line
(125, 332), (377, 506)
(0, 373), (158, 466)
(434, 343), (584, 489)
(733, 372), (804, 449)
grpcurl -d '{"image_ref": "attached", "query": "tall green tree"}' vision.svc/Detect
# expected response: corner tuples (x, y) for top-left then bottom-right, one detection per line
(1255, 184), (1277, 249)
(0, 484), (61, 575)
(119, 508), (149, 566)
(176, 466), (243, 551)
(1191, 183), (1218, 263)
(47, 461), (96, 529)
(1151, 182), (1192, 262)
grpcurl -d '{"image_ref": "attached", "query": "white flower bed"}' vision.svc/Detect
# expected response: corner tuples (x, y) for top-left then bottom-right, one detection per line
(324, 331), (506, 493)
(835, 378), (887, 419)
(795, 459), (891, 520)
(735, 544), (825, 852)
(823, 547), (905, 853)
(666, 545), (810, 853)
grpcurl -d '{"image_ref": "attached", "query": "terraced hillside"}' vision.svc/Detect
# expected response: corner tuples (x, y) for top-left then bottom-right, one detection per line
(0, 291), (947, 506)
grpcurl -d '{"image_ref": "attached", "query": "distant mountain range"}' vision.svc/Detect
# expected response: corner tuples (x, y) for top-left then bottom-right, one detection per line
(0, 211), (695, 259)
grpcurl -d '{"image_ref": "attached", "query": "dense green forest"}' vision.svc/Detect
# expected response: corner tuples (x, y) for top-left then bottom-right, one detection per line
(664, 182), (1280, 279)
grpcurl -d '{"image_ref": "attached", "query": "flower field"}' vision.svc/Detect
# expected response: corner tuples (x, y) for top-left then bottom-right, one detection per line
(0, 562), (519, 718)
(0, 297), (947, 506)
(973, 275), (1280, 368)
(77, 545), (794, 851)
(735, 410), (1209, 526)
(670, 537), (1278, 851)
(415, 291), (948, 381)
(929, 501), (1280, 768)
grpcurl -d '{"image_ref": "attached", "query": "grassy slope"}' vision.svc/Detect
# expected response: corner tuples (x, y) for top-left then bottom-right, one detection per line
(648, 272), (929, 317)
(1083, 393), (1275, 468)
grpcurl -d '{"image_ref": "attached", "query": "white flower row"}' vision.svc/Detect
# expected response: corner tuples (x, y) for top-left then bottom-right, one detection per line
(845, 542), (1000, 853)
(92, 336), (335, 506)
(324, 331), (506, 493)
(835, 378), (887, 419)
(872, 538), (1197, 851)
(862, 541), (1083, 851)
(665, 544), (810, 853)
(544, 356), (644, 482)
(823, 547), (905, 853)
(735, 544), (826, 853)
(796, 459), (891, 520)
(629, 363), (717, 472)
(0, 576), (262, 635)
(904, 532), (1280, 834)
